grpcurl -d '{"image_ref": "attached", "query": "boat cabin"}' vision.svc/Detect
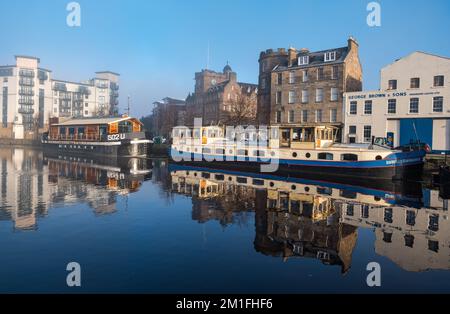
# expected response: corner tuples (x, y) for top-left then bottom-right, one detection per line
(48, 116), (143, 141)
(271, 126), (339, 149)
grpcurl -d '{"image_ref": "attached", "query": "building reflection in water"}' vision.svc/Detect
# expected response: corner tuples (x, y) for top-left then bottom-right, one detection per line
(169, 165), (449, 274)
(0, 148), (151, 231)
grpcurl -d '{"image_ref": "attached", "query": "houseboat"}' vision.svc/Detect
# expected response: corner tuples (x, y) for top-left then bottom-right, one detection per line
(170, 125), (426, 181)
(42, 116), (150, 157)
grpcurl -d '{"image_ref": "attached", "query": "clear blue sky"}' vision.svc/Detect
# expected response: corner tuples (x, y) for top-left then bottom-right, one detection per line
(1, 0), (449, 117)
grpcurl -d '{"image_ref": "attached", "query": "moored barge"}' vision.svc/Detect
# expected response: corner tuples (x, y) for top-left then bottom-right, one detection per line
(42, 116), (150, 157)
(171, 125), (426, 181)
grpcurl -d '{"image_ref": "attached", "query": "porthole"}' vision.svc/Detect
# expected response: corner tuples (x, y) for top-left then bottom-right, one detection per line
(228, 177), (233, 181)
(292, 152), (298, 158)
(270, 151), (276, 157)
(229, 150), (233, 154)
(305, 187), (310, 192)
(291, 185), (297, 190)
(374, 196), (381, 201)
(194, 173), (197, 177)
(269, 182), (275, 187)
(375, 155), (382, 160)
(305, 153), (311, 158)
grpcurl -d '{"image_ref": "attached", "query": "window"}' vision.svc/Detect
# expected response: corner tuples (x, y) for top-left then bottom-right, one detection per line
(315, 109), (323, 122)
(85, 102), (88, 107)
(331, 65), (339, 79)
(289, 71), (295, 84)
(406, 210), (416, 226)
(410, 77), (420, 89)
(84, 110), (88, 115)
(54, 99), (57, 104)
(288, 110), (294, 123)
(324, 51), (336, 62)
(409, 98), (419, 113)
(301, 89), (309, 103)
(298, 55), (309, 65)
(316, 88), (323, 102)
(302, 110), (308, 122)
(302, 70), (308, 82)
(261, 78), (266, 89)
(276, 91), (282, 104)
(349, 125), (356, 134)
(349, 101), (357, 115)
(434, 75), (444, 87)
(318, 153), (333, 160)
(342, 154), (358, 161)
(277, 73), (282, 85)
(363, 125), (372, 142)
(428, 240), (439, 253)
(288, 91), (295, 104)
(429, 214), (439, 232)
(388, 79), (397, 90)
(387, 99), (396, 114)
(433, 96), (443, 112)
(317, 68), (324, 80)
(404, 235), (414, 248)
(331, 88), (338, 101)
(330, 109), (337, 123)
(384, 208), (393, 223)
(275, 111), (281, 123)
(364, 100), (372, 115)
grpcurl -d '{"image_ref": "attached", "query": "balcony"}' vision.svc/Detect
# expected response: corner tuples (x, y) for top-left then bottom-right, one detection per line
(18, 106), (34, 114)
(18, 98), (34, 105)
(19, 89), (34, 96)
(19, 79), (34, 86)
(60, 94), (71, 100)
(78, 86), (91, 95)
(53, 82), (67, 92)
(19, 70), (35, 78)
(111, 90), (119, 98)
(110, 82), (119, 90)
(38, 71), (48, 81)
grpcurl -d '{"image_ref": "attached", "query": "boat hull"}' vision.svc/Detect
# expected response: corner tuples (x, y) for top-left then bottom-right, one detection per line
(170, 149), (425, 181)
(43, 140), (149, 157)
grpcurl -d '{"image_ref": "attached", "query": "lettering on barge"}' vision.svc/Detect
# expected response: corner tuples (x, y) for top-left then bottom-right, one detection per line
(107, 134), (126, 141)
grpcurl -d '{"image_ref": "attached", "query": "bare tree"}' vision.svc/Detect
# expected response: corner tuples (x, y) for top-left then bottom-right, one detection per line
(223, 93), (256, 126)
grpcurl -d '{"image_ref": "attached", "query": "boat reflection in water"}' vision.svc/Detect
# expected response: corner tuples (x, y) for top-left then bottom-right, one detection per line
(169, 164), (449, 273)
(0, 148), (151, 231)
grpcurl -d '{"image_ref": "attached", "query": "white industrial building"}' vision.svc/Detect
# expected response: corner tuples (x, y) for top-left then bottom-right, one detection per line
(343, 52), (449, 153)
(0, 56), (119, 140)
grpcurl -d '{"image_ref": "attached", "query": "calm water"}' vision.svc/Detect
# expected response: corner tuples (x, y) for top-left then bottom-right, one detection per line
(0, 147), (449, 293)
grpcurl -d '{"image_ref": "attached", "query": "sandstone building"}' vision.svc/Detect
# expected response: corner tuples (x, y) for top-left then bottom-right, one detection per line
(257, 37), (362, 137)
(186, 64), (258, 126)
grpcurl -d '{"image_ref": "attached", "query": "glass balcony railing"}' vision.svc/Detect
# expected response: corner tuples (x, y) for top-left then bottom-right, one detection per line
(19, 79), (34, 86)
(19, 70), (35, 78)
(18, 98), (34, 105)
(18, 106), (35, 114)
(19, 89), (34, 96)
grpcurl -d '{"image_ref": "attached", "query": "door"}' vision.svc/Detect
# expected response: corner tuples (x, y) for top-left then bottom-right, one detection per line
(400, 118), (433, 147)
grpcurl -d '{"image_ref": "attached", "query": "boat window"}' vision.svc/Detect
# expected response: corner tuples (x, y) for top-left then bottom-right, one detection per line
(216, 148), (225, 155)
(203, 148), (211, 154)
(383, 232), (393, 243)
(375, 155), (382, 160)
(317, 187), (332, 195)
(340, 190), (357, 199)
(404, 234), (414, 248)
(292, 152), (298, 158)
(77, 127), (85, 134)
(341, 153), (358, 161)
(346, 204), (354, 216)
(253, 179), (264, 186)
(237, 177), (247, 184)
(201, 173), (210, 179)
(406, 210), (416, 226)
(254, 150), (265, 157)
(118, 120), (133, 133)
(237, 149), (248, 156)
(215, 174), (224, 181)
(305, 153), (311, 158)
(68, 127), (75, 135)
(318, 153), (333, 160)
(291, 201), (300, 214)
(428, 240), (439, 253)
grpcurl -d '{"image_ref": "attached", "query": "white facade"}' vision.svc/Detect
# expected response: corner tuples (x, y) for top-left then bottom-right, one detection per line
(0, 56), (119, 140)
(343, 52), (450, 153)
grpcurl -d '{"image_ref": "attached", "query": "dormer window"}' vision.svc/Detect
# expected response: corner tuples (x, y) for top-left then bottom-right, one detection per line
(298, 55), (309, 66)
(324, 51), (336, 62)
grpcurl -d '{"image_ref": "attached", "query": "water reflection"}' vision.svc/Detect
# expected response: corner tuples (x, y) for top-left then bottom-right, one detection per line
(0, 148), (151, 231)
(169, 164), (449, 273)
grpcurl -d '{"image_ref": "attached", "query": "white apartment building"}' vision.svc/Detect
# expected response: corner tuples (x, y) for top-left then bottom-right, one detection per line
(0, 56), (119, 140)
(343, 52), (450, 153)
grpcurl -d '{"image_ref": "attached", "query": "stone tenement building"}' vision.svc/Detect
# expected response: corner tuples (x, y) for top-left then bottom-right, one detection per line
(185, 64), (258, 126)
(257, 37), (362, 133)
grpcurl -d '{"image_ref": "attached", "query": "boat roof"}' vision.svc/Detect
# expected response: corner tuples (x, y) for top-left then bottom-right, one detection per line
(51, 116), (142, 127)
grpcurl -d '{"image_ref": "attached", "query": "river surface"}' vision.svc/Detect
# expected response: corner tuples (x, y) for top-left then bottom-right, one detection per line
(0, 147), (449, 293)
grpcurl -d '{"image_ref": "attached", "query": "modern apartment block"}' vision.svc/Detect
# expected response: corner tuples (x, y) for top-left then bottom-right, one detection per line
(257, 37), (362, 133)
(343, 52), (450, 153)
(0, 56), (119, 140)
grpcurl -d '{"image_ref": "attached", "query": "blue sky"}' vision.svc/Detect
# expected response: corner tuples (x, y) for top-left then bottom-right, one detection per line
(0, 0), (449, 117)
